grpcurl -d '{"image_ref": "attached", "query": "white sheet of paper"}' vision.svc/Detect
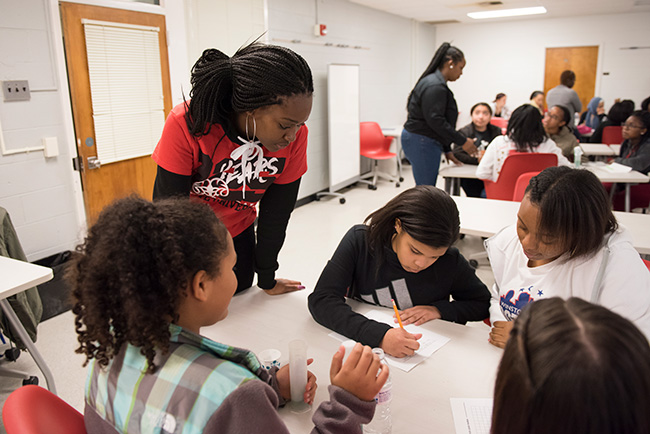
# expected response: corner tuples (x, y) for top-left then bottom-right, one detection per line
(604, 162), (632, 173)
(450, 398), (493, 434)
(328, 309), (451, 372)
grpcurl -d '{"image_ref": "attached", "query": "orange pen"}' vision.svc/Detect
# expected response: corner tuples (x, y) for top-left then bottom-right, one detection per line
(391, 299), (405, 330)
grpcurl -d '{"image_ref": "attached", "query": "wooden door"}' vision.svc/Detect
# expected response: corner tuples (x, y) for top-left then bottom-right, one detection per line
(60, 2), (172, 224)
(543, 46), (598, 112)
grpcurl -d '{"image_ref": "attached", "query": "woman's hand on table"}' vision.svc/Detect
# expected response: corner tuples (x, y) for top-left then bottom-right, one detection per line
(446, 152), (464, 166)
(462, 138), (479, 158)
(396, 305), (441, 326)
(277, 358), (317, 404)
(330, 343), (389, 402)
(380, 328), (422, 358)
(489, 321), (514, 349)
(264, 278), (305, 295)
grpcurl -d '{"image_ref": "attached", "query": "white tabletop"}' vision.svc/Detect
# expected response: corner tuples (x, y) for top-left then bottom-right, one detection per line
(453, 196), (650, 254)
(609, 144), (621, 155)
(201, 287), (501, 433)
(439, 163), (480, 179)
(0, 256), (53, 299)
(580, 143), (617, 156)
(381, 126), (403, 138)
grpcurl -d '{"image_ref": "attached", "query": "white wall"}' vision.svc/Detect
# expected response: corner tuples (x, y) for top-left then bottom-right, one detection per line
(436, 12), (650, 127)
(267, 0), (436, 198)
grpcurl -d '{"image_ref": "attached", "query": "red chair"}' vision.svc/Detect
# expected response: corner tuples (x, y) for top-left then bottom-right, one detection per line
(612, 184), (650, 212)
(2, 385), (86, 434)
(490, 118), (508, 129)
(484, 153), (558, 201)
(643, 259), (650, 272)
(512, 171), (541, 201)
(359, 122), (403, 190)
(602, 126), (623, 145)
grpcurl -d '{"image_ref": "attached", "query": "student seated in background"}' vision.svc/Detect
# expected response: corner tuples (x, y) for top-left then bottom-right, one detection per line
(308, 186), (490, 358)
(528, 90), (545, 115)
(476, 105), (570, 182)
(579, 96), (605, 130)
(69, 197), (388, 434)
(492, 297), (650, 434)
(542, 105), (578, 161)
(490, 93), (511, 119)
(613, 110), (650, 174)
(452, 102), (502, 197)
(590, 100), (634, 143)
(486, 167), (650, 349)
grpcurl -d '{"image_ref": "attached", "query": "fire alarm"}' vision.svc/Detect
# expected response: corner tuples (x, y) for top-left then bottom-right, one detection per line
(314, 24), (327, 37)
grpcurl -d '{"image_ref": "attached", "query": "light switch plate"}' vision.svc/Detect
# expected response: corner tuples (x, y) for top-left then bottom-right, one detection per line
(2, 80), (31, 102)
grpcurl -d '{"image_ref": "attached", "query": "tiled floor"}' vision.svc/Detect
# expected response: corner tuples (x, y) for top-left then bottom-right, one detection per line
(0, 165), (494, 432)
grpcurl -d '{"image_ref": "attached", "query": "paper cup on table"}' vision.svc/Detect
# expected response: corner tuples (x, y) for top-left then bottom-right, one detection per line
(259, 349), (281, 371)
(288, 339), (310, 413)
(341, 339), (357, 364)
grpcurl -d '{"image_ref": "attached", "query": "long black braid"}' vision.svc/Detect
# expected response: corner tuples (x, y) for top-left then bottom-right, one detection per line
(406, 42), (464, 108)
(185, 42), (314, 137)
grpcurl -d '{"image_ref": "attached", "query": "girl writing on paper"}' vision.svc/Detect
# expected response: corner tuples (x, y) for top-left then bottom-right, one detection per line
(308, 186), (490, 358)
(152, 42), (313, 295)
(486, 167), (650, 349)
(70, 197), (389, 434)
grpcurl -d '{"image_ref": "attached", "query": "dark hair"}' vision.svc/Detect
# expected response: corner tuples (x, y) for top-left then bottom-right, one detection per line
(529, 90), (544, 100)
(494, 93), (506, 102)
(560, 70), (576, 87)
(621, 99), (635, 111)
(186, 42), (313, 137)
(524, 166), (617, 258)
(471, 102), (492, 116)
(629, 110), (650, 142)
(364, 186), (459, 268)
(642, 96), (650, 112)
(492, 297), (650, 434)
(506, 104), (547, 151)
(68, 197), (230, 373)
(407, 43), (464, 107)
(607, 101), (635, 125)
(552, 104), (571, 126)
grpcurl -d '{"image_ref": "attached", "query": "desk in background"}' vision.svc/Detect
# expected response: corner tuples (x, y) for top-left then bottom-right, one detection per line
(453, 196), (650, 255)
(580, 143), (617, 157)
(201, 288), (501, 433)
(0, 256), (56, 393)
(440, 163), (650, 212)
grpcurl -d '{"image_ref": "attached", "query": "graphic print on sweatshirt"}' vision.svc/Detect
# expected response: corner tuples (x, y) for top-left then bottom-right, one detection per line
(500, 286), (542, 321)
(359, 278), (414, 310)
(191, 140), (286, 207)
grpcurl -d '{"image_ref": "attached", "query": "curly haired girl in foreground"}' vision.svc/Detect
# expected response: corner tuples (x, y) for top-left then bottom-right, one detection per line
(69, 197), (387, 433)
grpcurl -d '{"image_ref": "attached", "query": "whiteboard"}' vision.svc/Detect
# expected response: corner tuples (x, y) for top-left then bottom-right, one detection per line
(327, 64), (360, 192)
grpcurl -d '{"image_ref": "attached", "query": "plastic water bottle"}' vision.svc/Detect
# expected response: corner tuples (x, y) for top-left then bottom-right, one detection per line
(574, 146), (583, 168)
(363, 348), (392, 434)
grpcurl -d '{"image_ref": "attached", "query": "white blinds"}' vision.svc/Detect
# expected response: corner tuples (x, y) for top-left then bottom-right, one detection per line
(83, 19), (165, 165)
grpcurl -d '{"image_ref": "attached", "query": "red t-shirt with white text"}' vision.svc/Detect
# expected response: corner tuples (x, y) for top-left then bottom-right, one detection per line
(152, 103), (308, 237)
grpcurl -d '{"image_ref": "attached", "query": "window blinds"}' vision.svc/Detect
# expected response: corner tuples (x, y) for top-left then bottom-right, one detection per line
(83, 19), (165, 165)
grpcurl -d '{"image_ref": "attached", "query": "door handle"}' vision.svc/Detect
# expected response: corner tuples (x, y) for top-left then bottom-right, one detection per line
(87, 156), (102, 170)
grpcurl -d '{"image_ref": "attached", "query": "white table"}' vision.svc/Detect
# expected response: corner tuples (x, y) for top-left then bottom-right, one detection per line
(381, 126), (404, 161)
(201, 288), (501, 433)
(453, 196), (650, 255)
(440, 163), (650, 212)
(609, 144), (621, 155)
(0, 256), (56, 393)
(580, 143), (617, 157)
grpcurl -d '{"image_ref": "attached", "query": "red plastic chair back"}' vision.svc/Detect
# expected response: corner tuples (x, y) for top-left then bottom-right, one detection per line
(602, 126), (623, 145)
(360, 122), (396, 159)
(612, 183), (650, 211)
(484, 153), (558, 201)
(490, 118), (508, 129)
(643, 259), (650, 273)
(512, 171), (541, 201)
(3, 385), (86, 434)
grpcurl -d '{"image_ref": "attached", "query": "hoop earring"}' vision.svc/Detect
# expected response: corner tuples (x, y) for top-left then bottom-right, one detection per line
(245, 113), (257, 142)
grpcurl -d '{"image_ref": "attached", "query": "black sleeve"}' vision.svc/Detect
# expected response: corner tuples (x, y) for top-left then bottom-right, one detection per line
(255, 179), (301, 289)
(452, 124), (479, 164)
(308, 227), (391, 348)
(430, 249), (491, 324)
(420, 86), (467, 151)
(152, 166), (192, 200)
(589, 123), (606, 143)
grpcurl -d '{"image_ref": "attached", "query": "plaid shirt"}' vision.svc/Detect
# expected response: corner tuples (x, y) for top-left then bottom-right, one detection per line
(86, 324), (270, 434)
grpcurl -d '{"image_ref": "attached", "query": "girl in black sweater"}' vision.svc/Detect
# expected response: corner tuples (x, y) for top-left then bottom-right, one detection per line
(308, 186), (490, 358)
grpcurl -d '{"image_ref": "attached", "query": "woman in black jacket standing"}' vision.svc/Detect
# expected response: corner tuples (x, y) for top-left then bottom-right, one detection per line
(402, 43), (477, 186)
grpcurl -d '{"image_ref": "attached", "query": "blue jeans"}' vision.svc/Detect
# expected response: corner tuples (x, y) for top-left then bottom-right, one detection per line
(401, 129), (443, 186)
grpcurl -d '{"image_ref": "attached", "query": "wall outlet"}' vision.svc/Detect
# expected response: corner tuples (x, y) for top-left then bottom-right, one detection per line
(2, 80), (31, 102)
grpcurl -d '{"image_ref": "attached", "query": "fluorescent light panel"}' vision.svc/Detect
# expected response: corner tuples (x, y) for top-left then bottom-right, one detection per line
(468, 6), (547, 19)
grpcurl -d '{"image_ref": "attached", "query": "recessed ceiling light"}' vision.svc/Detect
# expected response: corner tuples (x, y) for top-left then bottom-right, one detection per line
(467, 6), (547, 19)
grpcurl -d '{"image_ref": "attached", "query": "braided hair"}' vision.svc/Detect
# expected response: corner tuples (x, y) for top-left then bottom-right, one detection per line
(186, 42), (314, 137)
(68, 196), (230, 373)
(407, 42), (464, 107)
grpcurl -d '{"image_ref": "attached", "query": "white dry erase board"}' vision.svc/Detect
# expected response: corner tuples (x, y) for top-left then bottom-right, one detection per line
(327, 64), (360, 192)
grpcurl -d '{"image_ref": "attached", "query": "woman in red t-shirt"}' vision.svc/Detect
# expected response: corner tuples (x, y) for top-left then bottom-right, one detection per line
(152, 42), (313, 295)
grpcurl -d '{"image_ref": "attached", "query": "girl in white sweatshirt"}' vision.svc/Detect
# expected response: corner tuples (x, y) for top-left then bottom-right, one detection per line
(485, 166), (650, 348)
